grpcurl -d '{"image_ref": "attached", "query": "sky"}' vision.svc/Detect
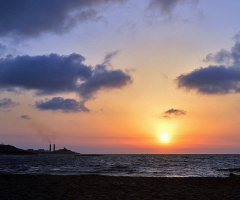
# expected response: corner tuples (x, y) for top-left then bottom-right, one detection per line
(1, 0), (240, 154)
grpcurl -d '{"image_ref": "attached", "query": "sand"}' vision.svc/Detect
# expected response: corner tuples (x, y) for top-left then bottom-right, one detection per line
(1, 174), (240, 200)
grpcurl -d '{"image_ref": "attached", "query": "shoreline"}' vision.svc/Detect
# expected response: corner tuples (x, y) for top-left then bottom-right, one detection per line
(1, 174), (240, 199)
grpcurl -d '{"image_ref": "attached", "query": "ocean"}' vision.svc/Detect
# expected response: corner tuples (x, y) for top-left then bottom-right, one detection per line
(0, 154), (240, 177)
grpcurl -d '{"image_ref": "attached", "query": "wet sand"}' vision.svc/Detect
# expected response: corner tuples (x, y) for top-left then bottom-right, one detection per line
(1, 174), (240, 200)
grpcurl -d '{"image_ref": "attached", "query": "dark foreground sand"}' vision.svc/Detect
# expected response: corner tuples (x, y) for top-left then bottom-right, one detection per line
(1, 174), (240, 200)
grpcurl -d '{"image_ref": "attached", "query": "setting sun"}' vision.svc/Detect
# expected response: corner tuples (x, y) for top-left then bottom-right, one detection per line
(160, 133), (169, 143)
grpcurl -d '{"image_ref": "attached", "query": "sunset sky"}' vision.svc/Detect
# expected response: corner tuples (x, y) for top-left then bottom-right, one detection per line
(1, 0), (240, 153)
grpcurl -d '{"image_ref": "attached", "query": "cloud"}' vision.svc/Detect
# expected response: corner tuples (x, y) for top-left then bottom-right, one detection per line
(204, 39), (240, 65)
(78, 65), (132, 99)
(0, 98), (18, 109)
(177, 66), (240, 94)
(35, 97), (90, 112)
(102, 50), (120, 65)
(177, 32), (240, 95)
(0, 0), (200, 39)
(21, 115), (31, 120)
(231, 41), (240, 65)
(0, 0), (125, 38)
(204, 49), (232, 65)
(148, 0), (199, 16)
(163, 108), (186, 118)
(0, 53), (132, 100)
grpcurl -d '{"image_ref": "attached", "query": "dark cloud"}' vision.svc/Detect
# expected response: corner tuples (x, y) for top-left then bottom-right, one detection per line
(0, 98), (18, 109)
(78, 65), (132, 99)
(148, 0), (199, 15)
(0, 0), (125, 38)
(21, 115), (31, 120)
(177, 34), (240, 95)
(177, 66), (240, 94)
(0, 0), (200, 39)
(0, 53), (132, 100)
(0, 53), (90, 95)
(163, 108), (186, 118)
(35, 97), (89, 112)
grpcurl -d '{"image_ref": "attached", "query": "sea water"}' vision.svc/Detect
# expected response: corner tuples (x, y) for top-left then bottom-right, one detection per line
(0, 154), (240, 177)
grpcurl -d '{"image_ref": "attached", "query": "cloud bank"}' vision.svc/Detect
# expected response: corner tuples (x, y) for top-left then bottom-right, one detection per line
(177, 33), (240, 95)
(0, 0), (125, 38)
(0, 53), (132, 100)
(163, 108), (186, 118)
(35, 97), (89, 112)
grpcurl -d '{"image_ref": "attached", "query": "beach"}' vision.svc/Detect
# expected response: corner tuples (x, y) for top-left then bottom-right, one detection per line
(1, 174), (240, 200)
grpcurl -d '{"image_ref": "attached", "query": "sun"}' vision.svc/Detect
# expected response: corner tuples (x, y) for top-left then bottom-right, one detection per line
(160, 133), (169, 143)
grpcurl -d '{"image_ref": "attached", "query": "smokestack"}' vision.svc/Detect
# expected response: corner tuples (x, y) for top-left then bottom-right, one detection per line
(53, 144), (55, 152)
(49, 144), (51, 152)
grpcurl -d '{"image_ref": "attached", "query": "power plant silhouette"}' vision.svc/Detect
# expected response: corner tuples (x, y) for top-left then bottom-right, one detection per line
(26, 143), (78, 154)
(49, 144), (55, 152)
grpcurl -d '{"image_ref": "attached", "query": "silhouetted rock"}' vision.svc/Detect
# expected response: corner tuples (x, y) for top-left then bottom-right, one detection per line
(0, 144), (36, 155)
(54, 147), (79, 154)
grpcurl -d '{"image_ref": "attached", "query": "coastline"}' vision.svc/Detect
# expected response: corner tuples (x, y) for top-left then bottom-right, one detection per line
(1, 174), (240, 199)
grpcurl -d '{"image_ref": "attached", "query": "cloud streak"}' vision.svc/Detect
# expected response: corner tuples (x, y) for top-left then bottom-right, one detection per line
(0, 53), (132, 101)
(102, 50), (120, 66)
(163, 108), (186, 118)
(35, 97), (89, 112)
(177, 32), (240, 95)
(21, 115), (31, 120)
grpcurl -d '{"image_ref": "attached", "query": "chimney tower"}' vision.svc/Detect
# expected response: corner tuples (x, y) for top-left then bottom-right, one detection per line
(53, 144), (55, 152)
(49, 144), (51, 152)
